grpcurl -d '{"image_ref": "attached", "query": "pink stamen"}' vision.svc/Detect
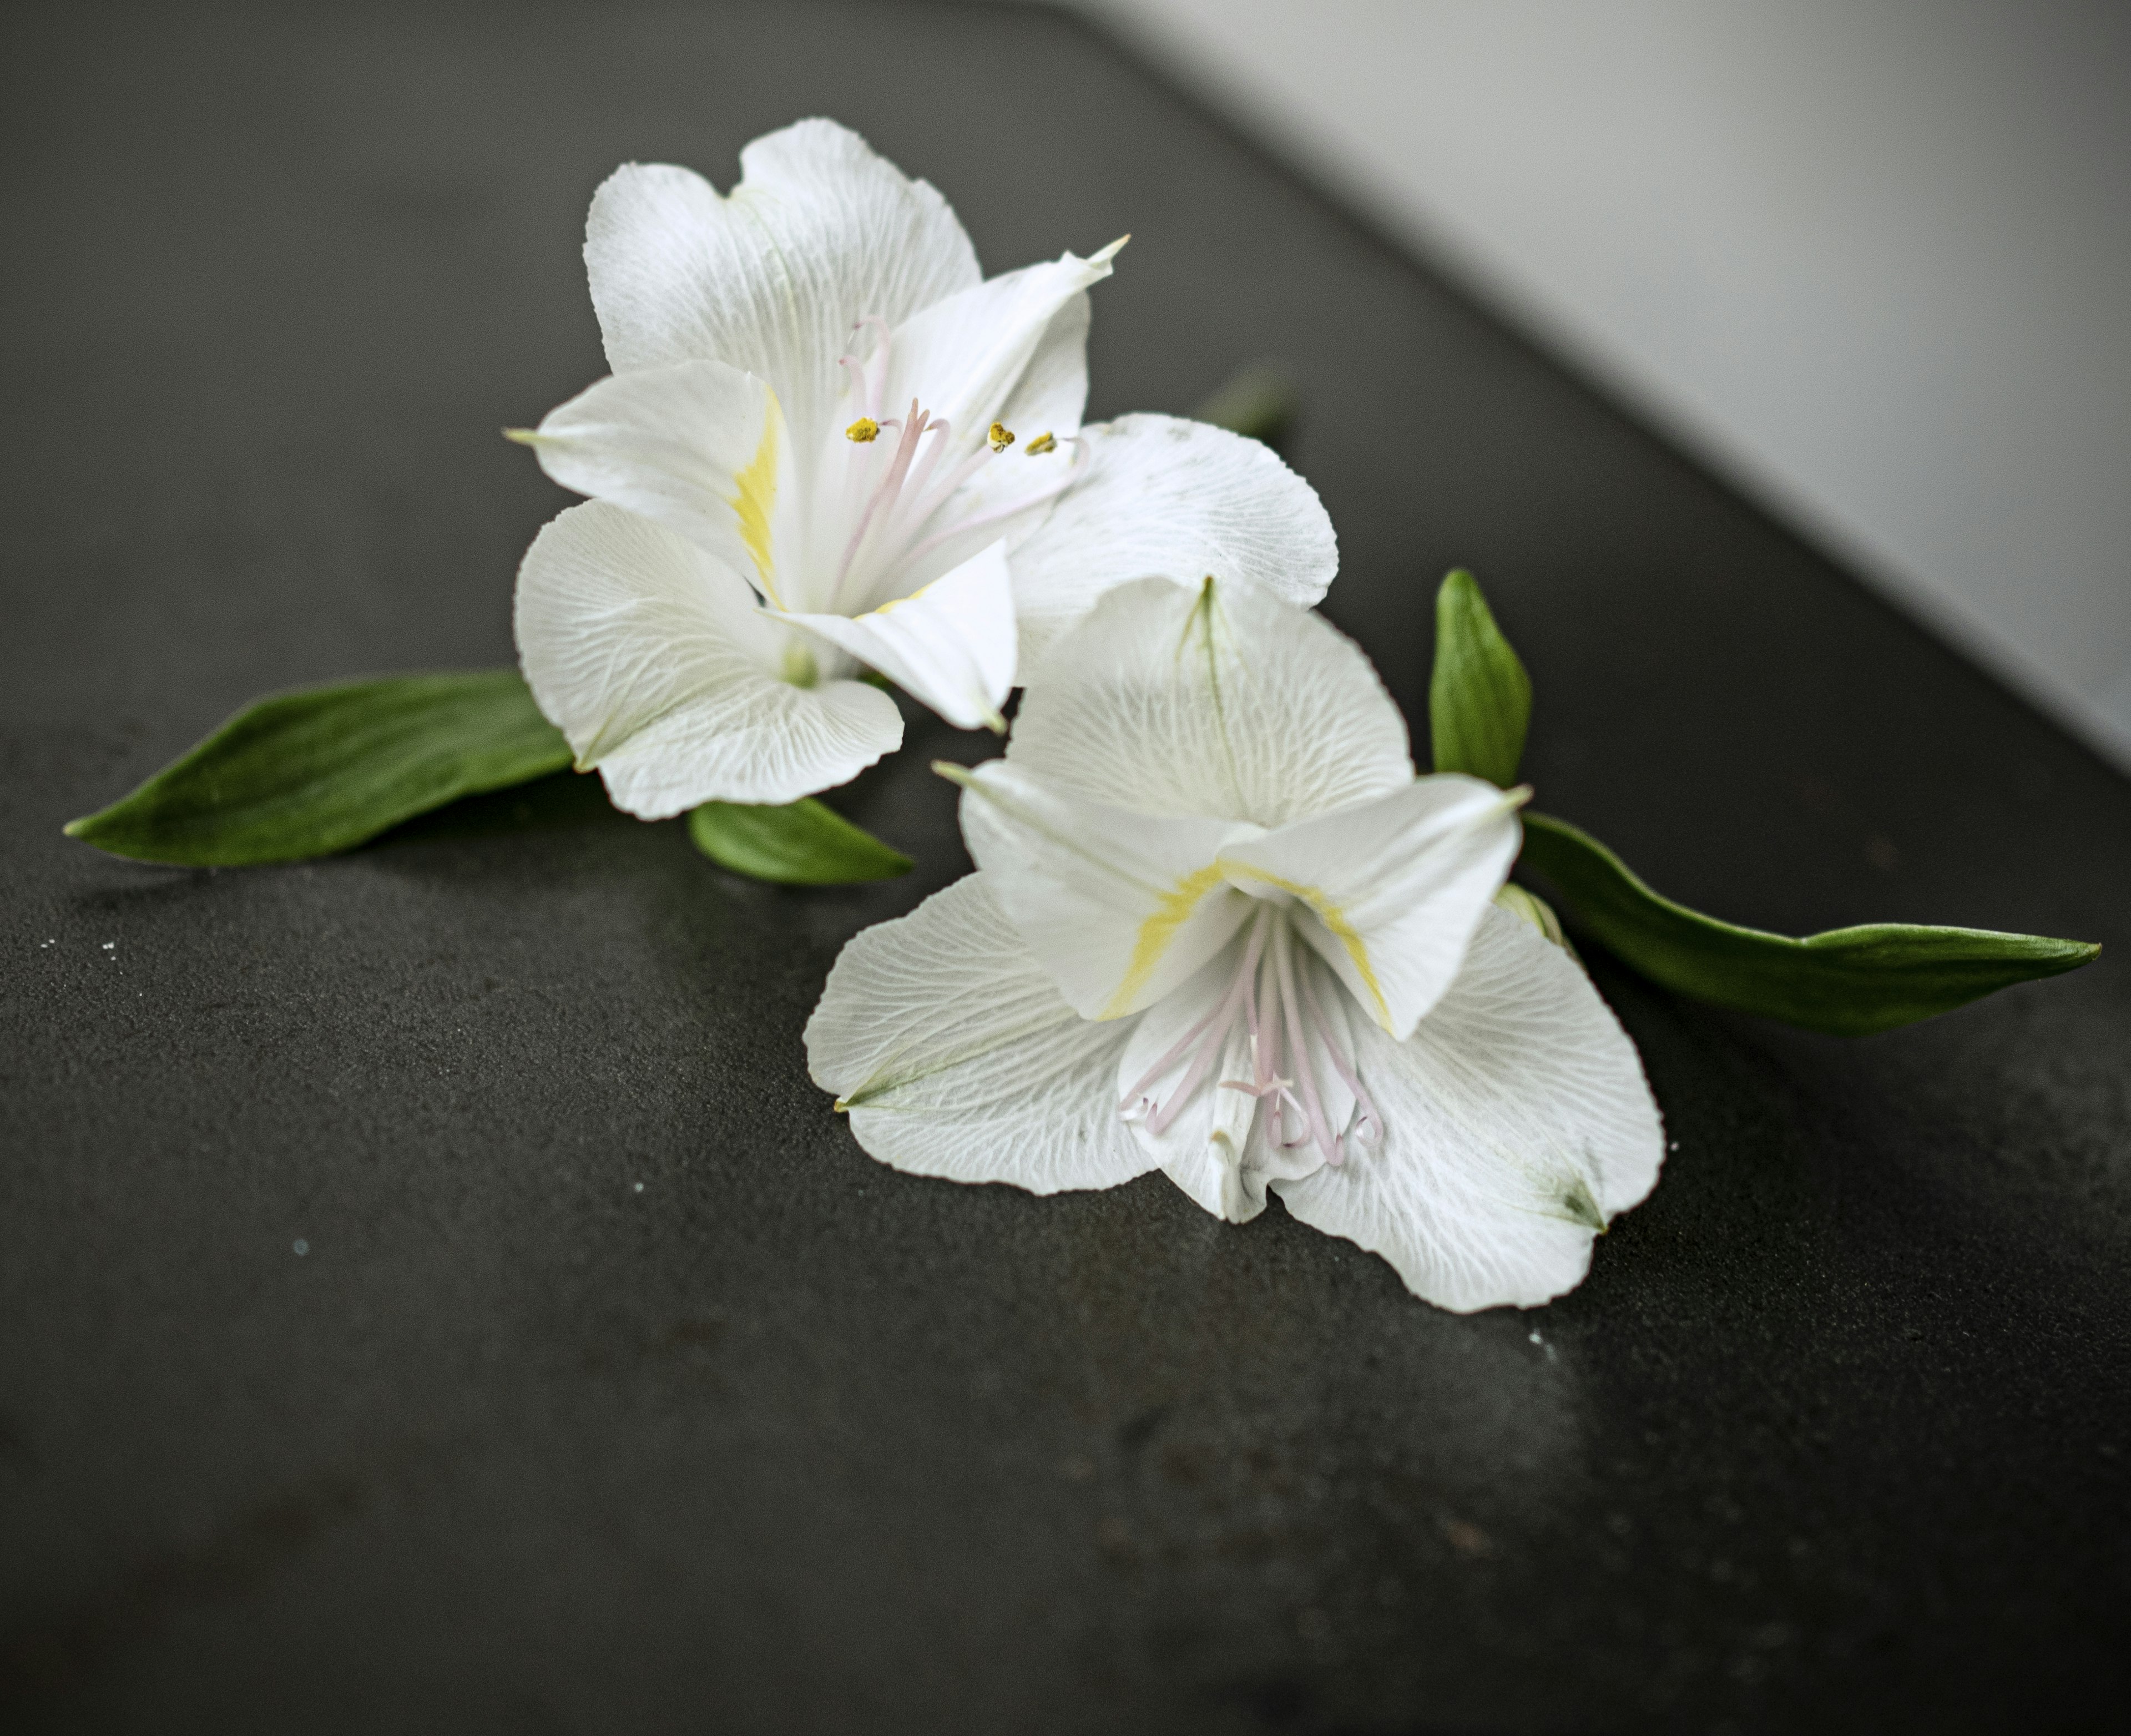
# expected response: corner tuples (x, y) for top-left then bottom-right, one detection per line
(833, 401), (931, 607)
(901, 437), (1089, 570)
(1297, 961), (1381, 1150)
(1121, 910), (1270, 1131)
(1120, 906), (1380, 1170)
(1272, 921), (1339, 1165)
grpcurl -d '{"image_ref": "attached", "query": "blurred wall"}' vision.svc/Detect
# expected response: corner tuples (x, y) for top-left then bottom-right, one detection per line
(1060, 0), (2131, 770)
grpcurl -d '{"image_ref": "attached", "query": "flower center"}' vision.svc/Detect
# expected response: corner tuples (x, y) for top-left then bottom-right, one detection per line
(1119, 904), (1382, 1168)
(822, 316), (1084, 614)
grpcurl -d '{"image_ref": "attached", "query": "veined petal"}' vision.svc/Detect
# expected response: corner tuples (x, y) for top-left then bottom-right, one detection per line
(953, 763), (1255, 1020)
(513, 361), (784, 598)
(514, 503), (901, 816)
(805, 875), (1157, 1194)
(1219, 774), (1525, 1038)
(880, 243), (1122, 467)
(1273, 906), (1665, 1313)
(992, 289), (1092, 450)
(1007, 576), (1413, 826)
(586, 120), (981, 446)
(1118, 950), (1265, 1222)
(1008, 415), (1339, 668)
(1115, 928), (1343, 1225)
(784, 542), (1018, 731)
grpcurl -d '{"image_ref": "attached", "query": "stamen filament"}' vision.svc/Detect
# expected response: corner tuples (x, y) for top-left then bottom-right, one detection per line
(1273, 920), (1340, 1163)
(1118, 906), (1378, 1171)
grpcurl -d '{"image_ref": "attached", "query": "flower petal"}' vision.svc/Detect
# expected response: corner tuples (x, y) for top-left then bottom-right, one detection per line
(1007, 576), (1414, 826)
(513, 360), (784, 598)
(1007, 415), (1338, 668)
(805, 875), (1157, 1194)
(993, 289), (1092, 448)
(1272, 906), (1665, 1313)
(514, 502), (901, 816)
(953, 761), (1254, 1020)
(1115, 946), (1266, 1221)
(1113, 925), (1345, 1225)
(585, 120), (981, 445)
(1219, 774), (1525, 1038)
(783, 541), (1019, 731)
(879, 244), (1120, 466)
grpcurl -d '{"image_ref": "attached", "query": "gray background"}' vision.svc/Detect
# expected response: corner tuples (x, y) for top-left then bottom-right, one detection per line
(1068, 0), (2131, 765)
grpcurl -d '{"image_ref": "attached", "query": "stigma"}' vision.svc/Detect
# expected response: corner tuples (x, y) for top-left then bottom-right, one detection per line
(1119, 906), (1381, 1170)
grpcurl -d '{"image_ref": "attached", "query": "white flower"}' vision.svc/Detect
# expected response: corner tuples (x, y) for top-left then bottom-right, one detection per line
(510, 119), (1336, 817)
(805, 578), (1665, 1311)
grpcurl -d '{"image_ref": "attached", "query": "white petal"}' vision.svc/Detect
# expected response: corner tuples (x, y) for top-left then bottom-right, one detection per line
(1220, 775), (1525, 1038)
(1007, 415), (1339, 668)
(783, 541), (1019, 730)
(1007, 575), (1414, 826)
(992, 289), (1092, 448)
(1117, 950), (1266, 1222)
(880, 244), (1120, 467)
(514, 503), (901, 816)
(1113, 924), (1347, 1226)
(514, 361), (784, 597)
(804, 875), (1157, 1195)
(1273, 906), (1665, 1313)
(585, 120), (981, 445)
(955, 762), (1255, 1020)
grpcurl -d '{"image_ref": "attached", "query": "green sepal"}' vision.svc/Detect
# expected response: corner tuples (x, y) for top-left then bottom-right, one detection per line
(687, 798), (912, 886)
(1430, 569), (1533, 788)
(1193, 362), (1298, 449)
(64, 670), (573, 866)
(1519, 811), (2100, 1035)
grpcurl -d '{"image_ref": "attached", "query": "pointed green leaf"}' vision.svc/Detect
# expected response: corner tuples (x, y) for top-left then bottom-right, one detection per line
(1192, 362), (1298, 448)
(1518, 811), (2100, 1035)
(65, 670), (573, 866)
(688, 799), (912, 886)
(1430, 569), (1532, 788)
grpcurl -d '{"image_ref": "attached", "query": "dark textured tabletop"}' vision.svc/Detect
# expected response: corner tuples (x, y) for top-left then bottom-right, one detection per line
(4, 3), (2128, 1731)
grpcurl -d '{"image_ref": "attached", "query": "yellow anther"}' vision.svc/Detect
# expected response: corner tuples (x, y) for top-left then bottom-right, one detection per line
(846, 417), (880, 443)
(1025, 431), (1057, 455)
(988, 421), (1015, 452)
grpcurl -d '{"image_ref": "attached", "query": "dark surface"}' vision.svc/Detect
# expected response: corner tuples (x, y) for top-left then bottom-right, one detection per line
(3, 3), (2128, 1730)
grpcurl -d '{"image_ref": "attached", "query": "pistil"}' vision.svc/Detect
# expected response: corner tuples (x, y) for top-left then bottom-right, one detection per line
(1119, 904), (1376, 1168)
(821, 317), (1092, 616)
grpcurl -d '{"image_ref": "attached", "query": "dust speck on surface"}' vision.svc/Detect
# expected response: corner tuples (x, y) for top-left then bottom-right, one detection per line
(292, 1239), (309, 1256)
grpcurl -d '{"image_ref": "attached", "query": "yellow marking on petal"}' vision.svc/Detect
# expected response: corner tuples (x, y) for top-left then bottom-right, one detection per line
(732, 389), (783, 607)
(1099, 863), (1230, 1020)
(1213, 864), (1392, 1031)
(868, 581), (927, 617)
(845, 416), (880, 443)
(502, 426), (540, 445)
(1025, 431), (1056, 456)
(988, 421), (1015, 452)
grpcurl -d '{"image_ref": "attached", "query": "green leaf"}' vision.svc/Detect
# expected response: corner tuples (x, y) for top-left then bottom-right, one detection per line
(1518, 811), (2100, 1035)
(688, 798), (912, 886)
(1193, 362), (1299, 448)
(1430, 568), (1533, 788)
(65, 670), (573, 866)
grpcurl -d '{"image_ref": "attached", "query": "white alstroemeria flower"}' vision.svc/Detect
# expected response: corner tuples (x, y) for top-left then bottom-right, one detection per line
(511, 119), (1336, 818)
(805, 578), (1664, 1311)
